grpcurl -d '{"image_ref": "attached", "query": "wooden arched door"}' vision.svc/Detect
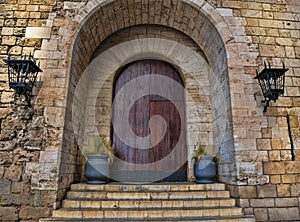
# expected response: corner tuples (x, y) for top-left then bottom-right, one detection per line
(112, 59), (187, 182)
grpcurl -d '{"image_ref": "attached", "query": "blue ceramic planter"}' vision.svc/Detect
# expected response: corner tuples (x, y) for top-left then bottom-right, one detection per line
(85, 154), (110, 184)
(194, 156), (217, 184)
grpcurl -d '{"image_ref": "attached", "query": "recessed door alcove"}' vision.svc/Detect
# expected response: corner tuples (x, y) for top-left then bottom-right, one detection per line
(63, 0), (235, 189)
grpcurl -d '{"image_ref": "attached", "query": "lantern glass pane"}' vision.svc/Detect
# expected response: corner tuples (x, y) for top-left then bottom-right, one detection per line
(260, 79), (272, 98)
(20, 62), (30, 83)
(269, 77), (276, 90)
(277, 75), (284, 90)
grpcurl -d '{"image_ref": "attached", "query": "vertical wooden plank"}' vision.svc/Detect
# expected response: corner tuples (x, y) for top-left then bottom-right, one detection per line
(143, 62), (151, 172)
(128, 62), (138, 170)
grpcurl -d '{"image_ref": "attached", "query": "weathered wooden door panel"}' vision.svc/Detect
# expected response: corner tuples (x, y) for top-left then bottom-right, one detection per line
(112, 60), (186, 182)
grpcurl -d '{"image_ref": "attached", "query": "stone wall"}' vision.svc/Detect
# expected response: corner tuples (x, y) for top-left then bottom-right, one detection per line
(221, 0), (300, 221)
(0, 0), (299, 221)
(0, 0), (64, 220)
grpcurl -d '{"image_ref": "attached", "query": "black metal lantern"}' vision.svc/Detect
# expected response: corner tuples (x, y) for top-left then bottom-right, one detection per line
(4, 54), (42, 105)
(255, 61), (289, 112)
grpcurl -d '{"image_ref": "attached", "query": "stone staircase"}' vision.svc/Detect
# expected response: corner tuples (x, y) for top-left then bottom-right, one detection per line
(40, 183), (255, 221)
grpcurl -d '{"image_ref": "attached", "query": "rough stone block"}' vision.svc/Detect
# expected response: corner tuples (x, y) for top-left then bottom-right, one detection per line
(238, 199), (249, 208)
(44, 107), (65, 128)
(286, 86), (300, 97)
(1, 27), (14, 35)
(4, 165), (23, 181)
(1, 194), (34, 205)
(222, 0), (248, 8)
(259, 19), (284, 28)
(9, 45), (22, 55)
(1, 91), (14, 103)
(275, 197), (298, 207)
(256, 138), (271, 150)
(0, 207), (19, 221)
(250, 198), (274, 207)
(11, 181), (23, 194)
(14, 11), (29, 18)
(25, 27), (51, 38)
(281, 175), (297, 183)
(263, 11), (274, 19)
(276, 37), (294, 46)
(29, 11), (41, 18)
(33, 50), (53, 59)
(285, 46), (296, 58)
(257, 184), (277, 198)
(263, 162), (285, 174)
(260, 44), (285, 57)
(279, 29), (291, 37)
(269, 207), (300, 221)
(40, 190), (57, 206)
(293, 97), (300, 106)
(0, 179), (11, 194)
(0, 152), (11, 165)
(19, 206), (51, 220)
(276, 97), (294, 107)
(246, 18), (259, 27)
(268, 150), (281, 161)
(39, 151), (58, 163)
(291, 184), (300, 196)
(246, 26), (267, 36)
(265, 28), (279, 37)
(254, 208), (268, 221)
(41, 40), (58, 50)
(243, 207), (254, 215)
(277, 184), (291, 197)
(241, 9), (262, 18)
(261, 127), (272, 138)
(280, 150), (292, 161)
(294, 150), (300, 161)
(0, 108), (12, 119)
(272, 127), (289, 138)
(238, 186), (257, 198)
(24, 38), (41, 47)
(285, 161), (300, 174)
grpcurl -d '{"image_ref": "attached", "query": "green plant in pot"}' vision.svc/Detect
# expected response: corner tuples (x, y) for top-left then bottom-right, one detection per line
(193, 144), (217, 184)
(83, 136), (114, 184)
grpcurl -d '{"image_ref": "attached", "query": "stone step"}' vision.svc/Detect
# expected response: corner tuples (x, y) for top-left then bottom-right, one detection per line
(66, 190), (231, 200)
(62, 198), (236, 209)
(40, 215), (256, 222)
(40, 183), (256, 221)
(52, 207), (244, 219)
(70, 183), (226, 192)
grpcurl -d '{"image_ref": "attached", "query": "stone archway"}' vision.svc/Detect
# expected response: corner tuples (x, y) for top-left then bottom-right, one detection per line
(64, 0), (237, 187)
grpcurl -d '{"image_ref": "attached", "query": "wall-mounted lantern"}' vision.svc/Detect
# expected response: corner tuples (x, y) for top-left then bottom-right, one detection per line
(4, 54), (42, 106)
(255, 61), (289, 112)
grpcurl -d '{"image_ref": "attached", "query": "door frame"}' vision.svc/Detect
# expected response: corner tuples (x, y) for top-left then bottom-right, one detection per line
(110, 59), (188, 182)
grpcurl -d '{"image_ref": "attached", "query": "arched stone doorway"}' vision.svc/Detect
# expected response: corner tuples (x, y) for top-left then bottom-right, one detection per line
(111, 59), (187, 182)
(60, 0), (245, 193)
